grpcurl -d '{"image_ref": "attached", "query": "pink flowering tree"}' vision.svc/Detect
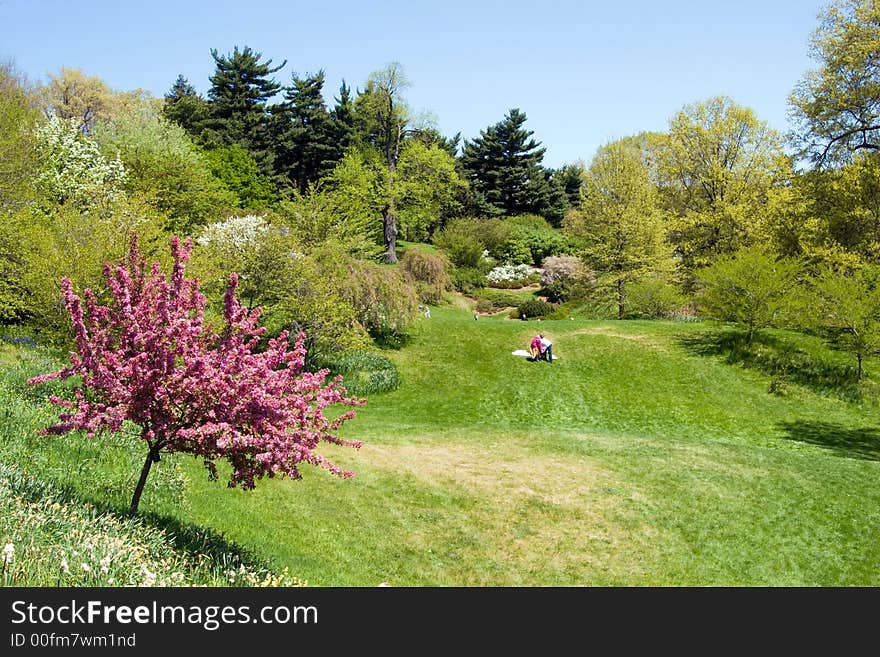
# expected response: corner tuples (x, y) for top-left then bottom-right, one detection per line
(29, 235), (364, 516)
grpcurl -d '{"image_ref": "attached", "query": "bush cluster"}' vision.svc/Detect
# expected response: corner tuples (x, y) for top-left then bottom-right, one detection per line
(312, 350), (400, 396)
(514, 298), (556, 319)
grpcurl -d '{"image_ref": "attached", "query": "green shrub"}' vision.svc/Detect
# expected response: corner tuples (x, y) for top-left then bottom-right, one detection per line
(451, 267), (489, 294)
(626, 278), (687, 319)
(501, 215), (574, 265)
(433, 230), (484, 269)
(544, 303), (577, 320)
(514, 298), (556, 319)
(400, 249), (451, 304)
(499, 234), (533, 265)
(312, 350), (400, 396)
(473, 290), (522, 312)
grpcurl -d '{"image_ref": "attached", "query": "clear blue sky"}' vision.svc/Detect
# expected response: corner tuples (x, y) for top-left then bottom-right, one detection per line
(2, 0), (826, 168)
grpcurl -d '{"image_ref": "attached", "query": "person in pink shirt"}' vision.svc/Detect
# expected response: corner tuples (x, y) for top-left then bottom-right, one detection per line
(529, 335), (543, 360)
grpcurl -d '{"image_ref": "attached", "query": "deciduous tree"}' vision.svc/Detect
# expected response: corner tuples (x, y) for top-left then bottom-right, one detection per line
(661, 97), (783, 278)
(789, 0), (880, 165)
(29, 236), (364, 516)
(697, 247), (803, 345)
(354, 63), (411, 263)
(811, 264), (880, 380)
(566, 139), (671, 319)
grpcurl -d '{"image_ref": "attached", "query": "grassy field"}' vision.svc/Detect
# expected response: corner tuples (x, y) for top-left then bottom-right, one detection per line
(3, 303), (880, 585)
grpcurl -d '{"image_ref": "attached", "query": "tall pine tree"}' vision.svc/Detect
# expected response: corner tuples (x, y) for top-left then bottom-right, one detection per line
(277, 71), (339, 194)
(162, 74), (211, 138)
(461, 108), (555, 218)
(205, 46), (285, 176)
(329, 81), (355, 159)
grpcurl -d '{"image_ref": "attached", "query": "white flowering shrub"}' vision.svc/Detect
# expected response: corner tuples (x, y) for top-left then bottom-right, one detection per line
(197, 214), (270, 252)
(34, 115), (127, 207)
(486, 263), (538, 285)
(540, 256), (584, 286)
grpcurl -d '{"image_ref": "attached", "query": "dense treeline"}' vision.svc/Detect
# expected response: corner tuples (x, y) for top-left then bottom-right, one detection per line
(2, 0), (880, 380)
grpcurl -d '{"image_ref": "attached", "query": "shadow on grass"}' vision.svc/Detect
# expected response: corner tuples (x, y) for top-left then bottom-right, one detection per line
(676, 328), (862, 401)
(138, 511), (273, 572)
(7, 465), (278, 578)
(777, 420), (880, 461)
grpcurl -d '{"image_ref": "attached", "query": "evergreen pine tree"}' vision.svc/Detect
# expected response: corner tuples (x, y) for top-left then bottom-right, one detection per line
(205, 46), (286, 176)
(461, 108), (555, 218)
(162, 74), (210, 138)
(329, 81), (355, 159)
(278, 71), (339, 194)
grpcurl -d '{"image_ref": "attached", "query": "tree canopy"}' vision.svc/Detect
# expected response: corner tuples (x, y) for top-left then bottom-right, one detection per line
(790, 0), (880, 165)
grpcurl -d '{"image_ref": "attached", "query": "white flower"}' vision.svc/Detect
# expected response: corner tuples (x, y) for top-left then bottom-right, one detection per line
(197, 214), (270, 251)
(81, 563), (91, 574)
(140, 565), (156, 587)
(2, 543), (14, 565)
(486, 263), (537, 283)
(60, 558), (70, 575)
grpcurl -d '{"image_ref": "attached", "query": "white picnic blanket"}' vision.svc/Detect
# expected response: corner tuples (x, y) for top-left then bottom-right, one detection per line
(512, 349), (559, 359)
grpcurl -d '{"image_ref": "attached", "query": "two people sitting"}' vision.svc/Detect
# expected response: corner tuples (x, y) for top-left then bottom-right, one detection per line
(529, 334), (553, 363)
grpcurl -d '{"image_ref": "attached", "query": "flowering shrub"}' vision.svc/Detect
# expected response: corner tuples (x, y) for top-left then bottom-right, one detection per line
(197, 214), (271, 253)
(539, 255), (596, 302)
(486, 263), (539, 288)
(34, 115), (127, 208)
(29, 235), (364, 515)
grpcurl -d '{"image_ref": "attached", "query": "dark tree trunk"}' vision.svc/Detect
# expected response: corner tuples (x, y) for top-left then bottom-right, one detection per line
(382, 156), (398, 264)
(129, 443), (161, 516)
(382, 204), (398, 264)
(617, 278), (626, 320)
(858, 352), (863, 381)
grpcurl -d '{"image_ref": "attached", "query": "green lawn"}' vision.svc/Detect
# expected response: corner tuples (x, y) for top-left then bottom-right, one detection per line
(173, 307), (880, 585)
(3, 305), (880, 585)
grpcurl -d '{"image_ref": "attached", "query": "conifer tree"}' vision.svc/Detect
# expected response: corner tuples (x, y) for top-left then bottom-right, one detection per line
(461, 108), (555, 218)
(329, 81), (356, 159)
(162, 74), (210, 138)
(205, 46), (286, 176)
(278, 71), (338, 194)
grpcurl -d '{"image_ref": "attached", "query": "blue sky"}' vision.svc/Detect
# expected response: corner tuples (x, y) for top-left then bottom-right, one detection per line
(2, 0), (826, 168)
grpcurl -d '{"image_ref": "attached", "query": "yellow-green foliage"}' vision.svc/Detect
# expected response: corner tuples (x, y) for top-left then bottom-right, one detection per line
(399, 249), (451, 304)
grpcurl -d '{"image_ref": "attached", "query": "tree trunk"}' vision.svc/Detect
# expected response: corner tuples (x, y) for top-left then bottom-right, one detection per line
(858, 352), (863, 381)
(617, 278), (626, 320)
(382, 204), (398, 264)
(129, 444), (161, 516)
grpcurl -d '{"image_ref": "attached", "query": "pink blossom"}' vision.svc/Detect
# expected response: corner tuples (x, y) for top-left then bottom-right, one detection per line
(29, 235), (364, 512)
